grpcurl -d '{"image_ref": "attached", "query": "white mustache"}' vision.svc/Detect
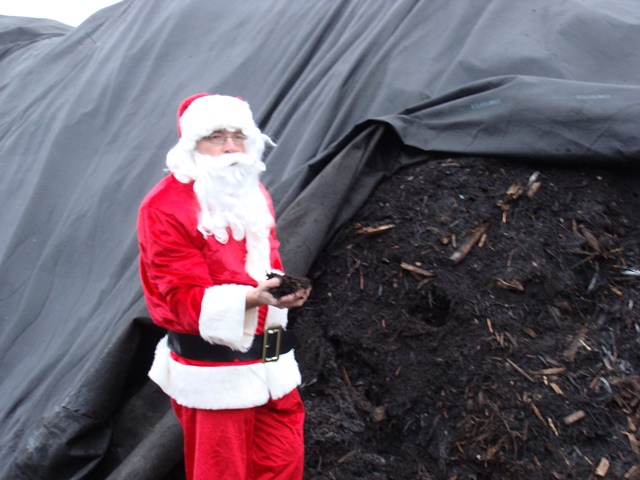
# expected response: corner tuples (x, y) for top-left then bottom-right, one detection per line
(192, 151), (264, 200)
(197, 152), (264, 172)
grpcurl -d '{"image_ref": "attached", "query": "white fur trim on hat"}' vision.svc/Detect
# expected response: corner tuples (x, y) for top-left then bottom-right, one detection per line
(179, 95), (258, 144)
(166, 94), (275, 181)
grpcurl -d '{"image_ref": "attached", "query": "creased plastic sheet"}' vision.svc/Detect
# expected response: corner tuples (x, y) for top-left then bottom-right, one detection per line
(0, 0), (639, 478)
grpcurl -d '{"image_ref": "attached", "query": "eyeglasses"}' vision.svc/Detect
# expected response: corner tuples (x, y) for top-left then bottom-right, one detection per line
(203, 132), (247, 145)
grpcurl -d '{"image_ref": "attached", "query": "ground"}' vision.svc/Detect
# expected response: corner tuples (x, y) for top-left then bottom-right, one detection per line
(293, 156), (640, 479)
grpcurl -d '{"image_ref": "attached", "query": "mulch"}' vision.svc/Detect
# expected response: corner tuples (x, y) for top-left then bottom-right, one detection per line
(294, 156), (640, 479)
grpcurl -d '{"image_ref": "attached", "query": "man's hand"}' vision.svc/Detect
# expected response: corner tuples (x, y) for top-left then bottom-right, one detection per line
(246, 276), (311, 310)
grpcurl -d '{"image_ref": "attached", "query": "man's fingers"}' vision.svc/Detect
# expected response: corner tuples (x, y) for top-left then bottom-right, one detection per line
(263, 277), (282, 288)
(276, 288), (310, 307)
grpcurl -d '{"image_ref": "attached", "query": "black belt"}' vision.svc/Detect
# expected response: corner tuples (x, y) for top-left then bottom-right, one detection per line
(167, 326), (295, 363)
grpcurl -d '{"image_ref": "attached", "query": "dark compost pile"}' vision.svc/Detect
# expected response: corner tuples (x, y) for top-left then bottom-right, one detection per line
(294, 156), (640, 479)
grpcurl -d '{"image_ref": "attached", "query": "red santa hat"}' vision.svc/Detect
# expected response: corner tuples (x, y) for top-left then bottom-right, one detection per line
(166, 93), (273, 181)
(176, 94), (256, 138)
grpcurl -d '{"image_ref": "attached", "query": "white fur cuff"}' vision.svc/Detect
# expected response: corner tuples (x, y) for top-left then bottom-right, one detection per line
(265, 304), (289, 329)
(199, 284), (257, 351)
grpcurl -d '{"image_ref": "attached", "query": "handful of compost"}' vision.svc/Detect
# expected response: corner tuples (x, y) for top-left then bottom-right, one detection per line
(266, 272), (312, 299)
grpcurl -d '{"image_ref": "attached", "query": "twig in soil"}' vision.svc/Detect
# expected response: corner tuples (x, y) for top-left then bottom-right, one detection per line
(569, 251), (600, 269)
(478, 232), (487, 247)
(495, 278), (525, 292)
(531, 403), (545, 423)
(337, 450), (357, 464)
(450, 223), (489, 264)
(346, 257), (361, 279)
(400, 262), (435, 278)
(341, 366), (351, 387)
(506, 182), (524, 199)
(506, 358), (534, 382)
(580, 225), (603, 254)
(564, 327), (588, 362)
(595, 457), (610, 477)
(354, 223), (396, 235)
(625, 464), (640, 480)
(549, 382), (564, 396)
(580, 338), (593, 351)
(527, 171), (542, 198)
(622, 431), (639, 458)
(531, 367), (566, 376)
(527, 183), (542, 197)
(416, 278), (433, 289)
(563, 410), (586, 425)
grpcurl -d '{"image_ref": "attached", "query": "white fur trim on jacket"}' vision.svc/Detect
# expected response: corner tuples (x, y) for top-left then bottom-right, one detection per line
(199, 284), (256, 351)
(265, 301), (288, 329)
(148, 304), (301, 410)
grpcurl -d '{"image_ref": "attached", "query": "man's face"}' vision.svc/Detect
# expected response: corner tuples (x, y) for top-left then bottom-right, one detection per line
(195, 129), (247, 157)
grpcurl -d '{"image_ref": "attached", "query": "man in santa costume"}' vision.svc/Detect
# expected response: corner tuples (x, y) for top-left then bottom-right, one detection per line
(137, 93), (311, 479)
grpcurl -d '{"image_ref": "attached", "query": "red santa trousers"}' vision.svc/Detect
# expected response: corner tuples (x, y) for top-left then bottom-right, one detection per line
(171, 389), (305, 480)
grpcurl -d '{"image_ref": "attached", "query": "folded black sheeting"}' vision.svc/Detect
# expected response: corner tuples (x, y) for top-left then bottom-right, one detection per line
(0, 1), (639, 478)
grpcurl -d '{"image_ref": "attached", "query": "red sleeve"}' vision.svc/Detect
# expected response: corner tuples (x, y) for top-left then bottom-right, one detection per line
(138, 205), (211, 334)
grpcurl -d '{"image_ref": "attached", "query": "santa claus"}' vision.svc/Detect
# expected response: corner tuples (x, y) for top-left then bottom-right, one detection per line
(137, 94), (310, 480)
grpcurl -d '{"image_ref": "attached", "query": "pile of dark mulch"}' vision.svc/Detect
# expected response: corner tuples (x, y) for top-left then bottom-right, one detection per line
(294, 156), (640, 479)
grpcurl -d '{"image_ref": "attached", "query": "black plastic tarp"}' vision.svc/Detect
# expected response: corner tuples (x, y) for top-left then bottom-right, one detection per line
(1, 1), (639, 478)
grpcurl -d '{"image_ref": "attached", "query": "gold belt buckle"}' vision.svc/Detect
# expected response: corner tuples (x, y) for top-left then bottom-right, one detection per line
(262, 326), (283, 363)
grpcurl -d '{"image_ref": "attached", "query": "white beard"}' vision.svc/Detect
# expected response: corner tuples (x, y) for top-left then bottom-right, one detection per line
(191, 151), (274, 280)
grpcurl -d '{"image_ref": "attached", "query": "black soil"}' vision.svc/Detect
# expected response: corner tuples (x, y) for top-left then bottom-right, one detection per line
(267, 272), (312, 299)
(293, 156), (640, 479)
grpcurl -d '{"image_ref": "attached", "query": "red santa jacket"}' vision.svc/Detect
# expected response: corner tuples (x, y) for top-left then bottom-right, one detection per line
(137, 174), (300, 410)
